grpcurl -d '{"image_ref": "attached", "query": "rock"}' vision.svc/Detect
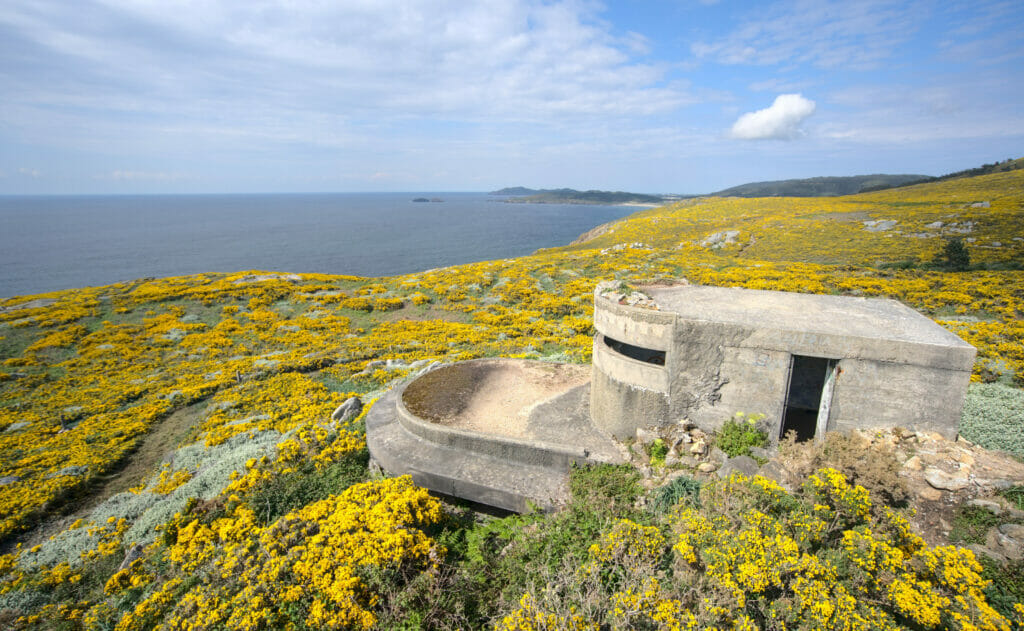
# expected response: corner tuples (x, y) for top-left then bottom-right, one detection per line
(679, 433), (693, 444)
(924, 467), (970, 491)
(332, 397), (363, 423)
(757, 461), (790, 488)
(636, 427), (660, 446)
(919, 487), (943, 501)
(925, 221), (944, 229)
(967, 499), (1003, 516)
(1000, 523), (1024, 540)
(955, 451), (976, 467)
(365, 360), (386, 371)
(663, 453), (680, 468)
(968, 544), (1007, 564)
(863, 219), (898, 232)
(749, 446), (771, 461)
(678, 418), (695, 431)
(986, 525), (1024, 561)
(50, 465), (88, 478)
(119, 544), (145, 571)
(0, 475), (21, 486)
(4, 421), (29, 433)
(903, 456), (923, 471)
(718, 455), (760, 479)
(697, 462), (718, 473)
(709, 447), (727, 464)
(676, 454), (699, 468)
(690, 440), (707, 456)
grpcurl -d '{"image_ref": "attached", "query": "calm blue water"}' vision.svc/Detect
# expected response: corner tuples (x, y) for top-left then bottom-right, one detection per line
(0, 193), (639, 299)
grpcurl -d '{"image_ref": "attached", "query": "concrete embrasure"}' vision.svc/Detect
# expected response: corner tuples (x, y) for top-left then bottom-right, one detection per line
(366, 359), (623, 513)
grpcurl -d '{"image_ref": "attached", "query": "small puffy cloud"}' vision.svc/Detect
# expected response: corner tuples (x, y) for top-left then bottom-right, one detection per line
(17, 168), (41, 177)
(730, 93), (816, 140)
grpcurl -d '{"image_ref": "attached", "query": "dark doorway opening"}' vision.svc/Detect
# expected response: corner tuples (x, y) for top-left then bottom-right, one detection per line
(780, 355), (837, 442)
(602, 335), (666, 366)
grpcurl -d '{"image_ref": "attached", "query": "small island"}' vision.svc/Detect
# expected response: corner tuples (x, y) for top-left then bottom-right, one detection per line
(412, 197), (444, 202)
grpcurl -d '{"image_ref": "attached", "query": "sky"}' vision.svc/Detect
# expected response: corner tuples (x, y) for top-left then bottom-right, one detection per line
(1, 0), (1022, 194)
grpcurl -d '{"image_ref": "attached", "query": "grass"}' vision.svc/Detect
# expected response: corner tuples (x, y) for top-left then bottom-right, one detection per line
(247, 447), (369, 525)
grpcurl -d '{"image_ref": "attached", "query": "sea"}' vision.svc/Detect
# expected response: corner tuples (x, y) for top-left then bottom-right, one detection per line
(0, 193), (641, 299)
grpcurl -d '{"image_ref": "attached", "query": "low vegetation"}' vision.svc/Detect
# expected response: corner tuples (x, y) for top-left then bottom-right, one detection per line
(0, 164), (1022, 627)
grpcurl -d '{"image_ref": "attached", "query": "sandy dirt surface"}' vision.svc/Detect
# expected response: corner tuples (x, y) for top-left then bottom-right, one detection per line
(417, 361), (590, 439)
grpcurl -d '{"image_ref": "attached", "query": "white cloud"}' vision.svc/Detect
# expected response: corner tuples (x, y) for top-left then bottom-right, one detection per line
(0, 1), (692, 124)
(17, 168), (41, 178)
(730, 94), (816, 140)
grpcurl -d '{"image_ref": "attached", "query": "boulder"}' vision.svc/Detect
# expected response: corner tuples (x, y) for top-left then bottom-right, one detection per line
(332, 397), (363, 423)
(986, 524), (1024, 561)
(119, 544), (146, 571)
(757, 461), (790, 488)
(718, 455), (760, 479)
(967, 499), (1003, 516)
(924, 467), (971, 491)
(697, 462), (718, 473)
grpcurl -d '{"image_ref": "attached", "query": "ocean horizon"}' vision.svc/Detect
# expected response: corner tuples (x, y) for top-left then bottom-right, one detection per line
(0, 192), (640, 299)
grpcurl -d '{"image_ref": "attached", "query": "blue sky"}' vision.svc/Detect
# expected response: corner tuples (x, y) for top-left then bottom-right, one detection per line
(1, 0), (1022, 194)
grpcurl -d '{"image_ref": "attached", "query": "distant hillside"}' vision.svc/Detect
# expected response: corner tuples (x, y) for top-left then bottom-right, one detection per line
(712, 174), (927, 198)
(889, 157), (1024, 190)
(491, 187), (666, 205)
(490, 186), (539, 195)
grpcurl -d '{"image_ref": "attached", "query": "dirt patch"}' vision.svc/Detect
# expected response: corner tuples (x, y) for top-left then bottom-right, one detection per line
(805, 211), (872, 222)
(403, 360), (589, 439)
(381, 304), (471, 323)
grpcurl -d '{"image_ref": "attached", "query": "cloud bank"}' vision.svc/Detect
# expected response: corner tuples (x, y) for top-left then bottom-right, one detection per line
(730, 94), (816, 140)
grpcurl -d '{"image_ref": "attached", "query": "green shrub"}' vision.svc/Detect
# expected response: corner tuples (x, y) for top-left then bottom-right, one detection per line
(648, 475), (701, 514)
(950, 505), (1004, 545)
(247, 447), (369, 524)
(960, 383), (1024, 459)
(714, 412), (768, 457)
(980, 558), (1024, 620)
(648, 439), (668, 466)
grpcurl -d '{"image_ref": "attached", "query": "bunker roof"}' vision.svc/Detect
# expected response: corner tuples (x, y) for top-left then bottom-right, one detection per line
(641, 284), (973, 350)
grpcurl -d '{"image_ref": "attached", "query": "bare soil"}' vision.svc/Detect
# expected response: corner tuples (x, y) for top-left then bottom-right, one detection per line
(403, 360), (589, 438)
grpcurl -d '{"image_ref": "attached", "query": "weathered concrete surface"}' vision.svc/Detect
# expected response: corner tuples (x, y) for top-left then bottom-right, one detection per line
(367, 361), (623, 513)
(592, 283), (976, 441)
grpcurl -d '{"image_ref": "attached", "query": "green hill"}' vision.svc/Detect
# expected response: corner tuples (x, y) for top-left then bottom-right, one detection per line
(712, 174), (928, 197)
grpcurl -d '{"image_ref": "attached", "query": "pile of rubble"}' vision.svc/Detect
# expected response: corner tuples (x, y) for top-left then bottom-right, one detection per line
(626, 422), (1024, 560)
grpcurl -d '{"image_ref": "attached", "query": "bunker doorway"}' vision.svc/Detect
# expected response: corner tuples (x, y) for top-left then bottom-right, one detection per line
(780, 356), (839, 443)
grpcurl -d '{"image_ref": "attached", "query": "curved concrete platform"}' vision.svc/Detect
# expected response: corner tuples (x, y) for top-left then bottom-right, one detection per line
(366, 359), (624, 513)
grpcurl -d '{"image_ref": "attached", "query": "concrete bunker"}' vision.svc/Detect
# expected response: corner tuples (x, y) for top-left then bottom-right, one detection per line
(591, 281), (976, 442)
(367, 280), (976, 512)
